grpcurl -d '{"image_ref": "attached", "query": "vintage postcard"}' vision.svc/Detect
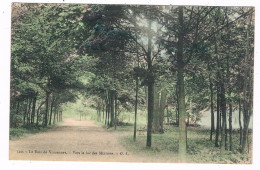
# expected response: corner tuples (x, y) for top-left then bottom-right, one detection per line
(6, 0), (255, 165)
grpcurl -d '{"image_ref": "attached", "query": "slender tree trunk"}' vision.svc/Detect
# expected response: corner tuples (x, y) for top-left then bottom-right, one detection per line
(225, 115), (228, 150)
(110, 91), (115, 127)
(220, 77), (227, 153)
(239, 99), (242, 145)
(176, 83), (180, 126)
(44, 92), (50, 127)
(133, 35), (139, 140)
(242, 106), (249, 153)
(107, 93), (111, 127)
(96, 101), (101, 122)
(147, 80), (154, 148)
(102, 100), (105, 123)
(133, 76), (139, 141)
(177, 6), (187, 161)
(105, 100), (108, 125)
(241, 12), (253, 154)
(229, 104), (233, 151)
(214, 23), (222, 148)
(107, 105), (110, 126)
(49, 96), (55, 125)
(31, 94), (37, 124)
(209, 75), (215, 141)
(53, 107), (57, 124)
(153, 85), (160, 133)
(146, 19), (154, 148)
(99, 101), (102, 122)
(27, 98), (32, 126)
(23, 100), (28, 126)
(115, 95), (118, 130)
(215, 85), (220, 147)
(225, 9), (233, 152)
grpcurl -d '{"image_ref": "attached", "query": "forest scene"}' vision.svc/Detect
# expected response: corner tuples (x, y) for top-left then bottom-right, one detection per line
(9, 3), (254, 163)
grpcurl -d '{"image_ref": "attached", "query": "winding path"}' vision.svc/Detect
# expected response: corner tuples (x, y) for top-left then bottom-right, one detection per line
(9, 118), (138, 162)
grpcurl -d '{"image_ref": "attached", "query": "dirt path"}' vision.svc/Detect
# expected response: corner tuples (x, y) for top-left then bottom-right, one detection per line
(9, 118), (142, 162)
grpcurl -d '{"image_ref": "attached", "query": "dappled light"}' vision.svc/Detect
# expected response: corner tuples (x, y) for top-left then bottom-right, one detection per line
(9, 4), (254, 163)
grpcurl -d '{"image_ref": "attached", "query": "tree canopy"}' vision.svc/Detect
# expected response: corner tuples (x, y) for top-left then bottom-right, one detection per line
(10, 4), (254, 162)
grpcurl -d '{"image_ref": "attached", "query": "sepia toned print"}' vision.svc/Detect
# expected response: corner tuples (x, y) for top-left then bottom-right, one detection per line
(9, 3), (254, 163)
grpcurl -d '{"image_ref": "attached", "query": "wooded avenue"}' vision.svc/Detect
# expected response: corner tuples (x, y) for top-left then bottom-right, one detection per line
(10, 4), (254, 163)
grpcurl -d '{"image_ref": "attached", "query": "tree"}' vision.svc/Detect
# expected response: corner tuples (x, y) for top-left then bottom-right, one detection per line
(11, 4), (87, 127)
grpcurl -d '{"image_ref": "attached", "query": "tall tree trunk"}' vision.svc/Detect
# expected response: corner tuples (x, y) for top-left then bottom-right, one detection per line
(105, 99), (108, 125)
(96, 101), (101, 122)
(241, 11), (253, 154)
(133, 76), (139, 141)
(209, 74), (215, 141)
(23, 100), (28, 126)
(147, 80), (154, 148)
(220, 77), (227, 153)
(225, 115), (228, 150)
(225, 8), (233, 152)
(242, 105), (249, 153)
(107, 92), (110, 127)
(177, 6), (187, 161)
(146, 19), (154, 148)
(239, 99), (242, 145)
(27, 98), (32, 126)
(176, 83), (180, 126)
(229, 104), (233, 151)
(102, 100), (105, 123)
(115, 95), (118, 130)
(214, 9), (222, 148)
(53, 107), (57, 124)
(133, 40), (139, 140)
(44, 92), (50, 127)
(110, 91), (115, 127)
(31, 93), (37, 124)
(215, 85), (220, 147)
(49, 96), (55, 125)
(99, 101), (102, 122)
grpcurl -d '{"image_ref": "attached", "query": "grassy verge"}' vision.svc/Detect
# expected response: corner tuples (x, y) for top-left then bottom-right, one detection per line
(9, 124), (59, 140)
(107, 124), (252, 164)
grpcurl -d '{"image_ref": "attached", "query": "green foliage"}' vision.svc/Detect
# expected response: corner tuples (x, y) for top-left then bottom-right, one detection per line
(119, 125), (252, 163)
(9, 125), (56, 140)
(10, 4), (254, 161)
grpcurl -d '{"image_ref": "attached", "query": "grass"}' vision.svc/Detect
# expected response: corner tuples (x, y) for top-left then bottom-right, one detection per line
(9, 124), (58, 140)
(113, 124), (252, 164)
